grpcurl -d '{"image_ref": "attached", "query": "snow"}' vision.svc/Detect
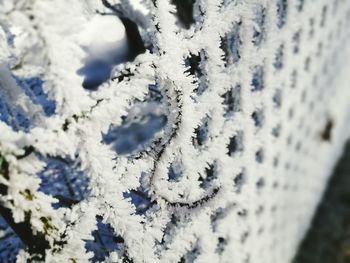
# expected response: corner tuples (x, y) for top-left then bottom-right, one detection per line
(0, 0), (349, 263)
(78, 14), (128, 63)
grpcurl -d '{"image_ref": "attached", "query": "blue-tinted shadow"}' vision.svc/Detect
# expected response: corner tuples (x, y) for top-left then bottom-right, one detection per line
(38, 157), (90, 209)
(85, 216), (122, 262)
(103, 114), (167, 155)
(0, 216), (24, 262)
(15, 76), (56, 116)
(0, 96), (30, 131)
(77, 59), (114, 91)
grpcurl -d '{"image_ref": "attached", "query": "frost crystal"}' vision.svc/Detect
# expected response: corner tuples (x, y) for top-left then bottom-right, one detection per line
(0, 0), (350, 262)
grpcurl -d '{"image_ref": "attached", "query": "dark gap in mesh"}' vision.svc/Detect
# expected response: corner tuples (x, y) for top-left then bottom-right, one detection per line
(251, 66), (264, 92)
(168, 160), (183, 182)
(234, 170), (246, 193)
(274, 44), (284, 70)
(256, 177), (265, 189)
(185, 53), (201, 77)
(277, 0), (288, 28)
(251, 110), (264, 128)
(184, 51), (208, 95)
(227, 131), (244, 156)
(255, 149), (264, 163)
(192, 115), (210, 148)
(171, 0), (196, 29)
(222, 84), (241, 117)
(272, 89), (282, 108)
(320, 5), (328, 28)
(296, 0), (305, 12)
(252, 6), (266, 46)
(216, 237), (228, 255)
(198, 162), (216, 189)
(220, 22), (242, 66)
(308, 18), (315, 39)
(292, 30), (301, 54)
(272, 124), (281, 138)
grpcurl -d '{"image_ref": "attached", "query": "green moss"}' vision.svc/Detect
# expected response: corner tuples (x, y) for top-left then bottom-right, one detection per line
(20, 189), (35, 201)
(40, 216), (58, 235)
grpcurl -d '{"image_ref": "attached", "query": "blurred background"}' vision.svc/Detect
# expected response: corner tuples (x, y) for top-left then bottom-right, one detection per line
(294, 141), (350, 263)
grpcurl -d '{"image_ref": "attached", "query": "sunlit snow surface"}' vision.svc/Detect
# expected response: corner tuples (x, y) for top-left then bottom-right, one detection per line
(77, 14), (128, 90)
